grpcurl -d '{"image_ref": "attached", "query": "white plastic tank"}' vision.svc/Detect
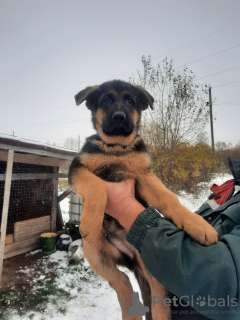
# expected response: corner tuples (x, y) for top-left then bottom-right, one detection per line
(68, 192), (83, 224)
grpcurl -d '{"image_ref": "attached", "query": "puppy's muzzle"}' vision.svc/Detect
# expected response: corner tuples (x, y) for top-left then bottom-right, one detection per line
(102, 110), (133, 136)
(112, 111), (126, 122)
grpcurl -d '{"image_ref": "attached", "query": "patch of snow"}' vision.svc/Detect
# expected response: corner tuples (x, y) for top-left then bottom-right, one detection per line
(25, 249), (42, 256)
(17, 268), (32, 274)
(48, 250), (69, 269)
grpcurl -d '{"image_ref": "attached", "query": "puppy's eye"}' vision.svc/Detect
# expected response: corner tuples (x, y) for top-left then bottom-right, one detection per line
(126, 99), (133, 105)
(103, 97), (112, 105)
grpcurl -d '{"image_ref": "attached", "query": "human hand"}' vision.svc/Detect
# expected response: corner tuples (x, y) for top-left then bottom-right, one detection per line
(102, 180), (145, 231)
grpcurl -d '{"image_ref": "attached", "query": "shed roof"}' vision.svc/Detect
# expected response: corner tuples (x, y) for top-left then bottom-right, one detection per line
(0, 135), (77, 160)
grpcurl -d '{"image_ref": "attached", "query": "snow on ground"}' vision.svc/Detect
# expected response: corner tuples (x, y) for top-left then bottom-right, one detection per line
(6, 251), (122, 320)
(178, 173), (233, 212)
(5, 174), (232, 320)
(59, 194), (70, 224)
(7, 251), (138, 320)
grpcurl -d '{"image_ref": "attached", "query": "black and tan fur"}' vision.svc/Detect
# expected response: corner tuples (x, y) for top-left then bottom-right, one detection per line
(68, 80), (218, 320)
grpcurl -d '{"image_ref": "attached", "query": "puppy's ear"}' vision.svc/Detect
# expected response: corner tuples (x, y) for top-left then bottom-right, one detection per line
(133, 85), (154, 110)
(74, 85), (100, 110)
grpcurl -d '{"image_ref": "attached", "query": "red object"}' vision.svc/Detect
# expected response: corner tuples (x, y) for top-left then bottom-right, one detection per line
(210, 179), (235, 206)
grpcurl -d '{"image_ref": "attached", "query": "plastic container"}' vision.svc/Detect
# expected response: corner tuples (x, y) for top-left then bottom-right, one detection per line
(68, 239), (83, 263)
(68, 192), (83, 224)
(40, 232), (58, 254)
(56, 234), (72, 251)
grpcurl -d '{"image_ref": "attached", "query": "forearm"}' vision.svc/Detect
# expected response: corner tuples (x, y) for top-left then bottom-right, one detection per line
(126, 206), (240, 319)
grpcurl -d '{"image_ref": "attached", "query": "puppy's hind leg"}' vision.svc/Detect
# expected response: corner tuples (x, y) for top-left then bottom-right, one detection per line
(83, 239), (142, 320)
(134, 267), (152, 320)
(135, 257), (170, 320)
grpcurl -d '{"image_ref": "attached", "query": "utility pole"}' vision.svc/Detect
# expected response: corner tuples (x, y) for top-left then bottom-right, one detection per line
(78, 135), (80, 152)
(209, 87), (215, 156)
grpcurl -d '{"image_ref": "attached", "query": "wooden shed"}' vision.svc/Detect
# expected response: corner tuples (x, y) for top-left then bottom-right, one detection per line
(0, 136), (76, 274)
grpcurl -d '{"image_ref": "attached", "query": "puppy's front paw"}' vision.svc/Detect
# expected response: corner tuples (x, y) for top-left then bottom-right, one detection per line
(182, 214), (218, 246)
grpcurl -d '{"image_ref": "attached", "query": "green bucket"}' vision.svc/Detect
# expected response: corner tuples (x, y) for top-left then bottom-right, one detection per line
(40, 233), (57, 254)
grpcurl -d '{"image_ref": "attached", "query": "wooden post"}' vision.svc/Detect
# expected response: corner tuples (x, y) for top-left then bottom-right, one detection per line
(0, 149), (14, 286)
(50, 167), (58, 232)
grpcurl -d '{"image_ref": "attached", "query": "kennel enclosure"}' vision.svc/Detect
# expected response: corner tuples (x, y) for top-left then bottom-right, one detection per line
(0, 136), (76, 265)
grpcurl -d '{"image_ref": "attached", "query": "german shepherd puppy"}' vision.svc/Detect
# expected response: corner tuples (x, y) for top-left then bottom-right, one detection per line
(68, 80), (218, 320)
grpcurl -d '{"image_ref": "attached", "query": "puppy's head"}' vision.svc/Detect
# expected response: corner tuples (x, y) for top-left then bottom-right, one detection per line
(74, 80), (154, 144)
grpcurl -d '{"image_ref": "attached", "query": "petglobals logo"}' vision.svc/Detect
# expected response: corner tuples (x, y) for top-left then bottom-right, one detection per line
(120, 292), (238, 318)
(119, 292), (149, 318)
(195, 295), (238, 308)
(152, 295), (238, 309)
(195, 296), (207, 307)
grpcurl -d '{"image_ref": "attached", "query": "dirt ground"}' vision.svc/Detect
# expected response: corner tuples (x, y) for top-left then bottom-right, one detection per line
(1, 251), (58, 293)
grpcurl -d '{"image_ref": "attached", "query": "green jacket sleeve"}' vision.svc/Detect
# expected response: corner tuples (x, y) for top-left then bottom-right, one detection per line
(126, 206), (240, 320)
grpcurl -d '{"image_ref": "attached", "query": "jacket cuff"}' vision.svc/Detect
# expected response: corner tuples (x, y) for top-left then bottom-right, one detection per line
(126, 205), (161, 252)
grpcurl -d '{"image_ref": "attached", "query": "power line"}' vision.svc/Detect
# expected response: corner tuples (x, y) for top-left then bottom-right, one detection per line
(216, 101), (240, 103)
(35, 103), (74, 117)
(0, 111), (90, 128)
(149, 22), (240, 66)
(0, 102), (89, 119)
(215, 136), (240, 142)
(214, 103), (240, 105)
(176, 44), (240, 69)
(106, 22), (240, 79)
(0, 113), (91, 130)
(196, 65), (240, 80)
(165, 22), (240, 57)
(213, 80), (240, 89)
(27, 115), (90, 127)
(215, 136), (240, 138)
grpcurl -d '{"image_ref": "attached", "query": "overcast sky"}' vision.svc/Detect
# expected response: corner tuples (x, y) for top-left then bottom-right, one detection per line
(0, 0), (240, 150)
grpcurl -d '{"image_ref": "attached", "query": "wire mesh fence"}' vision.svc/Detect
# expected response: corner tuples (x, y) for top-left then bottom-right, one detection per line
(0, 162), (54, 235)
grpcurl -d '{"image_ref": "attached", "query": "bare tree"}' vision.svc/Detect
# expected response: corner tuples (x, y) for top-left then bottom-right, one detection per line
(63, 137), (78, 151)
(130, 56), (209, 150)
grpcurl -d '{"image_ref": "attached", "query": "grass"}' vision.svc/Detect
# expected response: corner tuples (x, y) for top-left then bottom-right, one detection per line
(59, 307), (67, 315)
(0, 274), (72, 320)
(0, 259), (96, 319)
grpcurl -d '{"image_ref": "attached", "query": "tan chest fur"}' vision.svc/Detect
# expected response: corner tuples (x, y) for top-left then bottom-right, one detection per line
(81, 152), (150, 175)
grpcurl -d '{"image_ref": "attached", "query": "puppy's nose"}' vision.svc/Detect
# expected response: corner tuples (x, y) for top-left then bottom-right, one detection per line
(112, 111), (126, 122)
